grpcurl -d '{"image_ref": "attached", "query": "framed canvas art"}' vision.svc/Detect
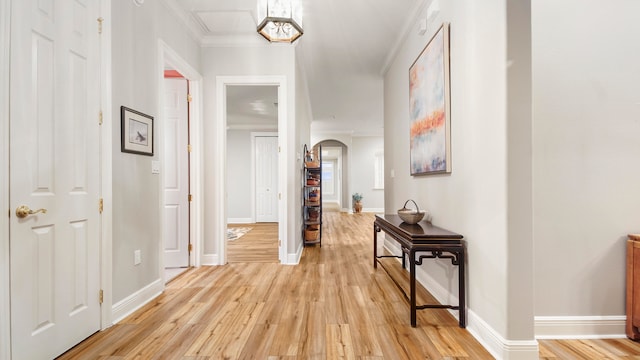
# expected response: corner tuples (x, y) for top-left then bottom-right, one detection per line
(409, 22), (451, 175)
(121, 106), (154, 156)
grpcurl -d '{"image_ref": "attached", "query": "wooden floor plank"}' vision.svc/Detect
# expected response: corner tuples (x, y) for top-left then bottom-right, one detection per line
(57, 212), (640, 359)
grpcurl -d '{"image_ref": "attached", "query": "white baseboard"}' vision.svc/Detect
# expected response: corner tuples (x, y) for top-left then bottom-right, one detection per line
(363, 207), (384, 213)
(227, 218), (253, 224)
(111, 278), (164, 324)
(534, 316), (626, 339)
(467, 310), (539, 360)
(286, 242), (304, 265)
(201, 253), (220, 266)
(382, 237), (539, 360)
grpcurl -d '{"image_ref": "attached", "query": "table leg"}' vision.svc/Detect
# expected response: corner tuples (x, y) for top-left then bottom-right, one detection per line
(373, 224), (378, 269)
(410, 249), (417, 327)
(458, 247), (466, 328)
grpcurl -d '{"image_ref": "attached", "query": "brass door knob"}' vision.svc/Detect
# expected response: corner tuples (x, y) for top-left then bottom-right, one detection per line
(15, 205), (47, 219)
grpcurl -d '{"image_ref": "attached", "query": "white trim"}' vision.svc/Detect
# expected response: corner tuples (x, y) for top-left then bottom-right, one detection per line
(363, 208), (385, 214)
(0, 0), (11, 357)
(228, 218), (253, 224)
(157, 39), (205, 272)
(379, 0), (430, 76)
(466, 311), (539, 360)
(228, 123), (278, 131)
(534, 316), (626, 339)
(158, 0), (204, 45)
(287, 242), (304, 265)
(200, 254), (219, 266)
(99, 0), (114, 330)
(216, 76), (289, 265)
(111, 279), (164, 324)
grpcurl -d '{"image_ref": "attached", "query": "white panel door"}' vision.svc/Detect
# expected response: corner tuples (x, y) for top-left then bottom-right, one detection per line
(9, 0), (101, 359)
(163, 78), (190, 268)
(255, 136), (278, 222)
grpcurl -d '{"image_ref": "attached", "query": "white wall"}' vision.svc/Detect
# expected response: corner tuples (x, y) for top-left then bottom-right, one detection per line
(383, 0), (535, 355)
(111, 0), (201, 304)
(295, 53), (313, 255)
(226, 130), (252, 221)
(201, 45), (299, 259)
(533, 0), (640, 321)
(351, 136), (384, 212)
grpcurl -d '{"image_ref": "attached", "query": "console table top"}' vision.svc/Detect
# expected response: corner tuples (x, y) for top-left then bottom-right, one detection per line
(375, 214), (463, 242)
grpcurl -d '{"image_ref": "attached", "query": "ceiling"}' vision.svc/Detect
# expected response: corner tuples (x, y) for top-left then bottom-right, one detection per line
(173, 0), (422, 136)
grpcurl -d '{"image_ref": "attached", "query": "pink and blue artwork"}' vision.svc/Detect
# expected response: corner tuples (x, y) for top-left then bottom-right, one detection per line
(409, 23), (451, 175)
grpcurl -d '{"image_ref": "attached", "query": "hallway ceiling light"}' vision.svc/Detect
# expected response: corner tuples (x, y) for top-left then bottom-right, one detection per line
(256, 0), (303, 43)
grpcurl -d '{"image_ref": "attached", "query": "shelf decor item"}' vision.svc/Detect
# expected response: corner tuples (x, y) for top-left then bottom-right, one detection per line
(352, 193), (363, 213)
(409, 22), (451, 175)
(397, 199), (426, 224)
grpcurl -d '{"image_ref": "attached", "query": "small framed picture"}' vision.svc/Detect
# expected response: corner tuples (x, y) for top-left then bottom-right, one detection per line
(121, 106), (154, 156)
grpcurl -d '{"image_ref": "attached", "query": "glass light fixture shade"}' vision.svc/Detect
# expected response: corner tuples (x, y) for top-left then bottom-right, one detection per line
(257, 0), (303, 43)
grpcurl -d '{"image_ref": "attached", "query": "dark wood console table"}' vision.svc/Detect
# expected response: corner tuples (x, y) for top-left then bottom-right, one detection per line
(373, 214), (466, 328)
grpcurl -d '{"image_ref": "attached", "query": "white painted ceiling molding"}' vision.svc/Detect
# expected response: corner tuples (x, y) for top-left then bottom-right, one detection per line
(380, 0), (432, 76)
(160, 0), (206, 44)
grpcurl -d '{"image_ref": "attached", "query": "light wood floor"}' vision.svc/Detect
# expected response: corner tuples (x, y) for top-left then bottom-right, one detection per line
(227, 223), (279, 263)
(57, 212), (640, 359)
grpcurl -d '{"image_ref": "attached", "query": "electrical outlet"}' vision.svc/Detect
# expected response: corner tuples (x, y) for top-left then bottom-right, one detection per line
(134, 250), (141, 265)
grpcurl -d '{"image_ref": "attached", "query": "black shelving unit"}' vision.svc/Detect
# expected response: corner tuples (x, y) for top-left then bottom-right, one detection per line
(302, 144), (322, 246)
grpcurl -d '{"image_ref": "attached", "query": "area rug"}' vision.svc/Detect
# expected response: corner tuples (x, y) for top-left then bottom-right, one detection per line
(227, 227), (252, 241)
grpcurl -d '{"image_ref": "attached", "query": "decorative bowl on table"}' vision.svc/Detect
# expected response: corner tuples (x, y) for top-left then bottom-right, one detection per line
(397, 199), (426, 224)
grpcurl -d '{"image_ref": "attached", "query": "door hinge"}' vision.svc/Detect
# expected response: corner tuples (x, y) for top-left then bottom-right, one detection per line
(187, 94), (193, 103)
(99, 198), (103, 213)
(188, 194), (193, 202)
(279, 193), (281, 200)
(279, 240), (282, 247)
(99, 289), (104, 304)
(97, 18), (103, 34)
(278, 146), (281, 153)
(99, 110), (103, 125)
(187, 144), (192, 153)
(188, 243), (193, 252)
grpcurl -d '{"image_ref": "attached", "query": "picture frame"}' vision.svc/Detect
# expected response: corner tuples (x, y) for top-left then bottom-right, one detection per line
(409, 22), (451, 175)
(121, 106), (154, 156)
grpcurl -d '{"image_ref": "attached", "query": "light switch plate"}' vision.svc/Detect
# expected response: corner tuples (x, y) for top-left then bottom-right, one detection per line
(151, 160), (160, 174)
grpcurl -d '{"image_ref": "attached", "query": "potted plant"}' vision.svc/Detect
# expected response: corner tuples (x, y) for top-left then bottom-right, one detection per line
(352, 193), (363, 213)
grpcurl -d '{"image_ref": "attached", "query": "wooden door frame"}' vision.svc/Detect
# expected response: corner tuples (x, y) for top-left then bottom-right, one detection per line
(252, 132), (279, 223)
(157, 40), (204, 276)
(216, 76), (288, 265)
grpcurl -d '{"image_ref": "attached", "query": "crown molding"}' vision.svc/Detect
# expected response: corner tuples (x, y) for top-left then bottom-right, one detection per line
(160, 0), (205, 44)
(379, 0), (430, 76)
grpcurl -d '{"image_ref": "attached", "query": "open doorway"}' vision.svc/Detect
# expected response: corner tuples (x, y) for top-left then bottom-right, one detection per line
(158, 40), (204, 283)
(321, 147), (342, 212)
(317, 140), (350, 212)
(226, 85), (279, 263)
(162, 70), (190, 282)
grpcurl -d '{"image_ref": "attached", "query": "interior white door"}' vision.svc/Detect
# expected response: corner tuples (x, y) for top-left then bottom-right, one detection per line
(163, 78), (190, 268)
(255, 136), (278, 222)
(9, 0), (101, 359)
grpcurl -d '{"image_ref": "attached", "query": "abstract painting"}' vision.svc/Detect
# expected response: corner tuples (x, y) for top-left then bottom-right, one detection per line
(409, 22), (451, 175)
